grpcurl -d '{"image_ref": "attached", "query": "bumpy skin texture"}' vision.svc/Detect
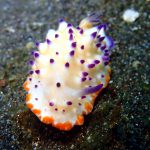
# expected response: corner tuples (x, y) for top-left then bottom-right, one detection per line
(23, 14), (114, 131)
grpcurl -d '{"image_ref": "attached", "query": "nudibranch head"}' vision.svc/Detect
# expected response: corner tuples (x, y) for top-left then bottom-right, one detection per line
(23, 14), (114, 131)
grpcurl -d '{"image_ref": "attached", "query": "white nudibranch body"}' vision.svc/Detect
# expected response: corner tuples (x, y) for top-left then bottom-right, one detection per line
(23, 14), (114, 131)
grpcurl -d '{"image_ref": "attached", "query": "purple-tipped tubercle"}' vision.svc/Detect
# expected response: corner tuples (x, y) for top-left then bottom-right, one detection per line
(65, 62), (70, 68)
(58, 18), (64, 23)
(35, 70), (40, 74)
(34, 52), (39, 58)
(98, 23), (108, 30)
(99, 37), (105, 42)
(81, 45), (84, 50)
(46, 39), (51, 45)
(96, 43), (101, 48)
(88, 64), (95, 68)
(82, 72), (88, 76)
(80, 29), (84, 34)
(70, 50), (75, 56)
(49, 102), (54, 106)
(80, 60), (85, 64)
(101, 45), (106, 50)
(67, 101), (72, 105)
(81, 96), (86, 99)
(67, 23), (72, 27)
(29, 60), (34, 65)
(71, 42), (76, 48)
(94, 60), (100, 64)
(56, 82), (61, 87)
(29, 70), (34, 75)
(68, 28), (73, 34)
(50, 59), (54, 63)
(81, 77), (86, 82)
(69, 34), (73, 40)
(91, 32), (97, 38)
(55, 34), (59, 38)
(35, 42), (40, 47)
(83, 84), (103, 95)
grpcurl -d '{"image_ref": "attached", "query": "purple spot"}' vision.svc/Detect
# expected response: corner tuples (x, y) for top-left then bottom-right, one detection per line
(81, 96), (86, 99)
(29, 70), (34, 75)
(81, 45), (84, 50)
(102, 56), (109, 61)
(99, 37), (105, 42)
(101, 45), (106, 50)
(55, 108), (58, 111)
(97, 35), (100, 38)
(80, 60), (85, 64)
(78, 103), (82, 106)
(29, 60), (34, 65)
(35, 70), (40, 74)
(49, 102), (54, 106)
(50, 59), (54, 63)
(35, 42), (40, 47)
(55, 34), (59, 38)
(76, 26), (80, 30)
(68, 28), (73, 34)
(71, 42), (76, 48)
(104, 52), (109, 56)
(35, 98), (38, 101)
(94, 60), (100, 64)
(96, 43), (101, 48)
(69, 34), (73, 40)
(67, 23), (72, 27)
(83, 84), (103, 95)
(31, 51), (35, 56)
(62, 109), (65, 112)
(80, 29), (84, 34)
(29, 78), (32, 81)
(101, 74), (104, 78)
(67, 101), (72, 105)
(46, 39), (51, 45)
(34, 52), (39, 58)
(65, 62), (70, 68)
(56, 52), (59, 55)
(58, 18), (64, 22)
(81, 77), (86, 82)
(56, 82), (61, 87)
(98, 24), (107, 30)
(89, 77), (92, 80)
(35, 85), (38, 88)
(97, 25), (103, 30)
(104, 62), (109, 65)
(70, 50), (75, 56)
(88, 64), (95, 68)
(82, 72), (88, 76)
(91, 32), (97, 38)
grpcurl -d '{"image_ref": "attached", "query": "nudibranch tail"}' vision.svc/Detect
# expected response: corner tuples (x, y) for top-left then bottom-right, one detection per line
(23, 14), (114, 131)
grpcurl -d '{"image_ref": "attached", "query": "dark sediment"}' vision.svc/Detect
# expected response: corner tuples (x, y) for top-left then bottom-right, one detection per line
(0, 0), (149, 150)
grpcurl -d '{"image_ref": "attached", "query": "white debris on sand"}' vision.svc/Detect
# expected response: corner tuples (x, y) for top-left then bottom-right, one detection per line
(123, 9), (140, 22)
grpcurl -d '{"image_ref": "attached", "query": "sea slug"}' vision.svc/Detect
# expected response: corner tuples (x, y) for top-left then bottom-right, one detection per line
(23, 14), (114, 131)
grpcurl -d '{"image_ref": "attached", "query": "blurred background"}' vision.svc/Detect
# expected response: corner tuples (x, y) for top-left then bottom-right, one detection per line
(0, 0), (149, 150)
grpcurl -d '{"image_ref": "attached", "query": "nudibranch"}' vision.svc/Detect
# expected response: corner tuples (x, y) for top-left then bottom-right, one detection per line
(23, 14), (114, 131)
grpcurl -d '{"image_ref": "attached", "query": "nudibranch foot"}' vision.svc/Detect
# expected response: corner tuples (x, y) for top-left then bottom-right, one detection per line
(23, 14), (114, 131)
